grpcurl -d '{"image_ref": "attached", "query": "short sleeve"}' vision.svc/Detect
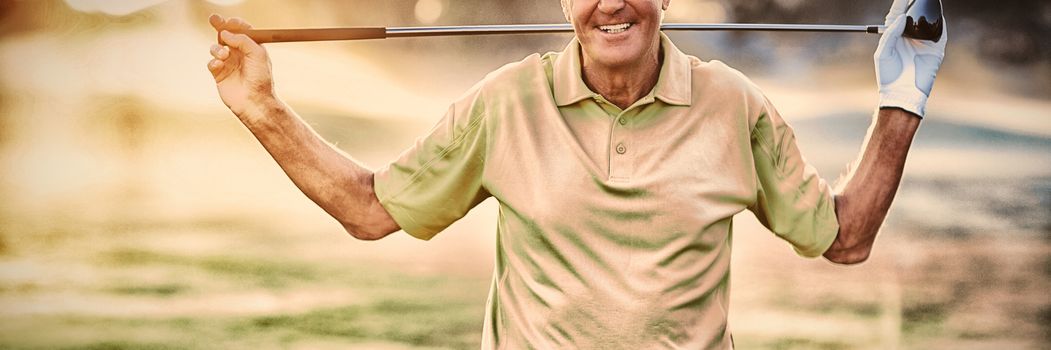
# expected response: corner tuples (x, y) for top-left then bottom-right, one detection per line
(747, 97), (839, 257)
(373, 87), (491, 240)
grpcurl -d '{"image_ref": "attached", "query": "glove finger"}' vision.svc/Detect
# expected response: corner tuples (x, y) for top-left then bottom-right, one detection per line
(919, 14), (948, 50)
(886, 0), (910, 25)
(875, 14), (907, 61)
(941, 16), (948, 44)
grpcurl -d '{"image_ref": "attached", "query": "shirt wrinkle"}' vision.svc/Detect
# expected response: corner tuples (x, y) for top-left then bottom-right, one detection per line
(372, 32), (840, 349)
(398, 108), (487, 198)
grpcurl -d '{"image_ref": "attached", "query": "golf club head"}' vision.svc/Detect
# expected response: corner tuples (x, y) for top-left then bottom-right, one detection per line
(903, 0), (943, 42)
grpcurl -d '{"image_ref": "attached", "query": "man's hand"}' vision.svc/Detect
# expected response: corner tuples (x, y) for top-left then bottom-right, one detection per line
(875, 0), (947, 117)
(207, 14), (276, 120)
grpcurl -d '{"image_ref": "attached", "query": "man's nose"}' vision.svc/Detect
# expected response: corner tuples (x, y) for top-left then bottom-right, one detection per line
(597, 0), (625, 15)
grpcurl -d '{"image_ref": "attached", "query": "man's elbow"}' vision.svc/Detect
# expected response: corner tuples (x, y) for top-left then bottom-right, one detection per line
(822, 226), (877, 265)
(335, 189), (401, 241)
(825, 196), (883, 265)
(823, 245), (872, 265)
(342, 222), (395, 241)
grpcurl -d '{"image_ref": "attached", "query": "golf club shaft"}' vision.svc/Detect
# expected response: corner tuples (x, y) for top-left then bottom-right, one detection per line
(242, 23), (885, 44)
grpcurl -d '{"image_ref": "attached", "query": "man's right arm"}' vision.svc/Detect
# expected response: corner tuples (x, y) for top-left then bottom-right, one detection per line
(206, 14), (399, 240)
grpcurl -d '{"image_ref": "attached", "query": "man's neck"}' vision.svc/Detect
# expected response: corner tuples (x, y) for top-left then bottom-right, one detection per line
(580, 44), (663, 110)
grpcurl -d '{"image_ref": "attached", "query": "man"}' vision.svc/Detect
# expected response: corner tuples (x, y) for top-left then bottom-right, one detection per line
(206, 0), (945, 348)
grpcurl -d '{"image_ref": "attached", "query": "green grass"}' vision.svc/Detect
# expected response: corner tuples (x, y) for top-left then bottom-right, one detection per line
(100, 249), (319, 289)
(2, 285), (486, 349)
(900, 299), (951, 341)
(105, 284), (187, 296)
(765, 338), (853, 350)
(0, 299), (483, 349)
(56, 341), (185, 350)
(242, 298), (482, 348)
(0, 246), (490, 349)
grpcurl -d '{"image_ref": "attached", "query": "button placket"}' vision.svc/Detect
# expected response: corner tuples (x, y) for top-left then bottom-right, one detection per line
(609, 110), (634, 182)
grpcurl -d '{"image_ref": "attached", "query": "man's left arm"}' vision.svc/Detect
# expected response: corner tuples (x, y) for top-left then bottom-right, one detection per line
(823, 108), (919, 264)
(822, 0), (947, 264)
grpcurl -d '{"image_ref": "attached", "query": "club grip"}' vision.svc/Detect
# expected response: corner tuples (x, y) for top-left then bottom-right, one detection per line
(241, 27), (387, 43)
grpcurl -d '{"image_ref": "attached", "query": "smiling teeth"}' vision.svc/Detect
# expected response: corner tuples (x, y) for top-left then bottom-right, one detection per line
(599, 23), (631, 33)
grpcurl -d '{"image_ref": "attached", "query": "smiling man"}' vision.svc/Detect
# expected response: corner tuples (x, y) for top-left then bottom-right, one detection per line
(207, 0), (945, 348)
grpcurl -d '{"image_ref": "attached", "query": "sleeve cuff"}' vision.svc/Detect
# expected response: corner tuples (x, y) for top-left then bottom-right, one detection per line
(793, 224), (838, 258)
(792, 183), (841, 258)
(879, 91), (927, 118)
(373, 166), (442, 241)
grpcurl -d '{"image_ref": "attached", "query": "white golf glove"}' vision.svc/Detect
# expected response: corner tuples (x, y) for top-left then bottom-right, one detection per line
(875, 0), (947, 118)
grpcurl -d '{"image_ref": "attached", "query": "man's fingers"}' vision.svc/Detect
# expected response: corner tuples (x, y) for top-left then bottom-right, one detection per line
(209, 14), (224, 31)
(209, 44), (221, 59)
(209, 44), (230, 60)
(220, 31), (259, 53)
(209, 14), (253, 37)
(226, 17), (253, 32)
(207, 58), (223, 79)
(208, 57), (237, 83)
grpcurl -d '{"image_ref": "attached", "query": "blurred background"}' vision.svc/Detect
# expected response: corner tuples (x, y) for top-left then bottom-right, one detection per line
(0, 0), (1048, 349)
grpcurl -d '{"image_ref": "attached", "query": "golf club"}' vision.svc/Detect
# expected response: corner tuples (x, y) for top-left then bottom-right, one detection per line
(222, 0), (942, 44)
(904, 0), (944, 42)
(237, 23), (884, 44)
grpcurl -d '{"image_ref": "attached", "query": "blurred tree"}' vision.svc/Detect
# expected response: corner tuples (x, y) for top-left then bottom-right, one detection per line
(952, 0), (1050, 65)
(725, 0), (1050, 65)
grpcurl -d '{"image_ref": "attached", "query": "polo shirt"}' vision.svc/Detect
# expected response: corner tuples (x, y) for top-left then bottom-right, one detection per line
(374, 33), (839, 349)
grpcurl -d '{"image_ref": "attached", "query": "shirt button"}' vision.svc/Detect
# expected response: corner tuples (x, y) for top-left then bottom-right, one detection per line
(616, 143), (627, 154)
(618, 118), (627, 125)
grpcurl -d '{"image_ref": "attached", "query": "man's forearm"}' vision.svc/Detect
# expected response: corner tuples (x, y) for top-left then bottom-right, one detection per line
(824, 107), (921, 264)
(237, 98), (398, 240)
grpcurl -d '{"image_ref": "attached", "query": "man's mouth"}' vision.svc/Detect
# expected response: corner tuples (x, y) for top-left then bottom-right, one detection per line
(598, 23), (632, 34)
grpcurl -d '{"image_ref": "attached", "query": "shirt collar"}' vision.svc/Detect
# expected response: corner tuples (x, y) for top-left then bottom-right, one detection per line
(553, 32), (692, 107)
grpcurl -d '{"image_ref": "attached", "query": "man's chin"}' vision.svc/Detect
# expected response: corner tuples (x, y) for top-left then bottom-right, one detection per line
(587, 47), (645, 68)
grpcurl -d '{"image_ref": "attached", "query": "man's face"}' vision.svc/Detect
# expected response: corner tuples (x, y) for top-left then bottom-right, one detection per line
(565, 0), (669, 68)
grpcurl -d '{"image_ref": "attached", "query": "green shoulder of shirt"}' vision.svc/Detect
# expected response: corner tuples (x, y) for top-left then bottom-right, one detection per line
(373, 53), (554, 240)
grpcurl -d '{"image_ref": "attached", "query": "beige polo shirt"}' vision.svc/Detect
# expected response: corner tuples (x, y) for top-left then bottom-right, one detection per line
(374, 33), (839, 349)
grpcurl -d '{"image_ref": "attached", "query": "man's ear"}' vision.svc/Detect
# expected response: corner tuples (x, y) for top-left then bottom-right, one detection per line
(662, 0), (671, 11)
(561, 0), (572, 22)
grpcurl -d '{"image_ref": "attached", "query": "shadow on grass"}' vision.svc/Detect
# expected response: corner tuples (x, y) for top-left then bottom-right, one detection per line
(0, 246), (491, 349)
(57, 342), (183, 350)
(2, 298), (482, 349)
(242, 298), (482, 348)
(763, 337), (853, 350)
(100, 249), (319, 289)
(105, 284), (188, 296)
